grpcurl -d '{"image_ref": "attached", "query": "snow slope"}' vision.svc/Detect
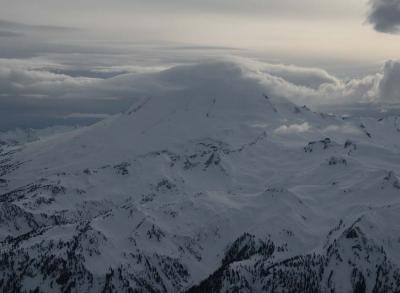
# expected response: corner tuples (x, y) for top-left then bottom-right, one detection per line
(1, 61), (400, 292)
(0, 126), (80, 146)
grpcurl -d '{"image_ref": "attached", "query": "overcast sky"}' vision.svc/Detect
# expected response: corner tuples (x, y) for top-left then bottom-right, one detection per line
(0, 0), (399, 130)
(1, 0), (399, 63)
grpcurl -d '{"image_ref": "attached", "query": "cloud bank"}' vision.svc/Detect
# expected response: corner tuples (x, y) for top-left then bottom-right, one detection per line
(367, 0), (400, 34)
(0, 57), (399, 105)
(234, 57), (397, 106)
(379, 60), (400, 101)
(1, 56), (400, 130)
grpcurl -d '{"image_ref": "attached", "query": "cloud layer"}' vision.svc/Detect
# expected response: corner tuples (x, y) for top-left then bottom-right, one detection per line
(0, 57), (399, 104)
(1, 56), (400, 130)
(234, 57), (396, 106)
(274, 123), (311, 135)
(368, 0), (400, 34)
(379, 60), (400, 101)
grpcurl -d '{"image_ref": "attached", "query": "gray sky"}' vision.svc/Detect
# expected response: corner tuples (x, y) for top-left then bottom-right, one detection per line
(1, 0), (399, 62)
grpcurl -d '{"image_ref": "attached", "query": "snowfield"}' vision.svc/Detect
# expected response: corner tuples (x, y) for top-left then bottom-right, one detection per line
(1, 60), (400, 293)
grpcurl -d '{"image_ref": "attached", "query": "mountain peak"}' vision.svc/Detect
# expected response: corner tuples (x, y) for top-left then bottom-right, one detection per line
(2, 61), (400, 292)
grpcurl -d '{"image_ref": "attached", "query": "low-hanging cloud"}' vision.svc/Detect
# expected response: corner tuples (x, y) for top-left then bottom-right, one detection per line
(0, 58), (393, 105)
(367, 0), (400, 34)
(234, 58), (384, 106)
(260, 64), (340, 90)
(378, 60), (400, 101)
(1, 56), (400, 131)
(274, 122), (311, 135)
(0, 63), (99, 99)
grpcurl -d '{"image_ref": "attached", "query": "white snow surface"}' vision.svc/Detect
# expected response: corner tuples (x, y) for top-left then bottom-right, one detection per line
(1, 60), (400, 293)
(0, 125), (80, 146)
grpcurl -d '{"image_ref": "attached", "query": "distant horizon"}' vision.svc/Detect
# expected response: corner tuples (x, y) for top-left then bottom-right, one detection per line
(0, 0), (399, 130)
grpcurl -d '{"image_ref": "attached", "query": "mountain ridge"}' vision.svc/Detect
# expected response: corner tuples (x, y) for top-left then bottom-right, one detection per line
(1, 60), (400, 292)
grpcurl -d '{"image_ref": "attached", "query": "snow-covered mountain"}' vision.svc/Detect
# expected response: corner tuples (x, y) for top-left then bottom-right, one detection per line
(1, 61), (400, 293)
(0, 125), (80, 146)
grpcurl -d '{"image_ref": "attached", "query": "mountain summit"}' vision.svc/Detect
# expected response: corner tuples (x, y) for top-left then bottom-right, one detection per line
(1, 61), (400, 293)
